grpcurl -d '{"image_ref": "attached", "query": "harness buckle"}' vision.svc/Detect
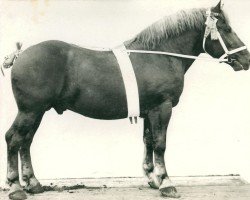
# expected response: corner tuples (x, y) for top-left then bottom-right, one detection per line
(129, 116), (138, 124)
(227, 57), (236, 64)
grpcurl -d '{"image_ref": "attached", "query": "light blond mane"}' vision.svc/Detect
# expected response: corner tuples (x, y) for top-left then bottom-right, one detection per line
(131, 8), (207, 48)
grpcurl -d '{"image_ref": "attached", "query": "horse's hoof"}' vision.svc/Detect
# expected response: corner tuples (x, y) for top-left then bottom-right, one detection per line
(25, 183), (44, 194)
(160, 186), (181, 198)
(148, 181), (159, 189)
(147, 173), (161, 189)
(9, 190), (27, 200)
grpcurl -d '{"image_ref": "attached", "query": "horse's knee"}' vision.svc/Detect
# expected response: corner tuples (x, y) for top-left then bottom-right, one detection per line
(154, 140), (166, 155)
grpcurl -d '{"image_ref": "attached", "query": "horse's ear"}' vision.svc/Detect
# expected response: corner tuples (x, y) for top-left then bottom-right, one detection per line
(212, 0), (224, 13)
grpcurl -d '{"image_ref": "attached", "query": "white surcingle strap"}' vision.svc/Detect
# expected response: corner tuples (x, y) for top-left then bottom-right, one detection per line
(112, 44), (140, 124)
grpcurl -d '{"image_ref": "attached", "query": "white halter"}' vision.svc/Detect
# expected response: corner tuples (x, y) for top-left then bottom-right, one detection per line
(203, 9), (247, 63)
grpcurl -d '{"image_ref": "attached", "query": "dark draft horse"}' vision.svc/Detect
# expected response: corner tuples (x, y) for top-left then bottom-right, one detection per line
(5, 1), (250, 200)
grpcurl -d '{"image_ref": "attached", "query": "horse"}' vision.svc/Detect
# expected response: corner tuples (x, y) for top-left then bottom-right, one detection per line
(5, 1), (250, 200)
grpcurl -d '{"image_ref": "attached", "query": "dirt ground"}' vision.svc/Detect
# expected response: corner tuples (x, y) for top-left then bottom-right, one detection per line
(0, 176), (249, 200)
(1, 185), (250, 200)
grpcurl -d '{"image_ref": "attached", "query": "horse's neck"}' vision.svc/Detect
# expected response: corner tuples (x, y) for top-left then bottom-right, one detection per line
(126, 29), (204, 72)
(166, 30), (204, 72)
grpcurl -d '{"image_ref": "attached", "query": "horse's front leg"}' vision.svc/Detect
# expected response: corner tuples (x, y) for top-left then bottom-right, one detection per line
(147, 101), (181, 198)
(142, 117), (155, 187)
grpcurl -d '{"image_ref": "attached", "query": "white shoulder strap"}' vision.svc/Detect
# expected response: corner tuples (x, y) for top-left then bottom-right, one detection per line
(112, 44), (140, 124)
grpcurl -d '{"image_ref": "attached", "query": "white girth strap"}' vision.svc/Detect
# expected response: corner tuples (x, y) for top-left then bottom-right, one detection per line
(112, 44), (140, 124)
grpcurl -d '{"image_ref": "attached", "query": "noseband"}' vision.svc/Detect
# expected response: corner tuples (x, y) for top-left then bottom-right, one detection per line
(203, 9), (247, 63)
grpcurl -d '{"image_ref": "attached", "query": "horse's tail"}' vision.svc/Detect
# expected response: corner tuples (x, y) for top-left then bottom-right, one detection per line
(1, 42), (23, 76)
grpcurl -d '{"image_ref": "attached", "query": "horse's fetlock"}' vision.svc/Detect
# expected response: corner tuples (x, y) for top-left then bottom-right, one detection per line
(22, 175), (29, 182)
(154, 165), (167, 177)
(160, 173), (167, 180)
(143, 163), (154, 173)
(7, 175), (19, 186)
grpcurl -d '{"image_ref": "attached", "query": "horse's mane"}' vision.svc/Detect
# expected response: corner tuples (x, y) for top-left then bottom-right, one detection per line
(130, 8), (207, 48)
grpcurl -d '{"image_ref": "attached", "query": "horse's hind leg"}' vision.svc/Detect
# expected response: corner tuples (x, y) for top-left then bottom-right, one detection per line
(19, 112), (44, 194)
(5, 110), (44, 200)
(147, 101), (180, 198)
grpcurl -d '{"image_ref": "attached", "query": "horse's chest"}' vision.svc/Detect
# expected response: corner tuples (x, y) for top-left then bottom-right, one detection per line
(160, 74), (184, 100)
(138, 65), (184, 108)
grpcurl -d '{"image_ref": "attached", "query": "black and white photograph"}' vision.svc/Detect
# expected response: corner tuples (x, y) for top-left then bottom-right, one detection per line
(0, 0), (250, 199)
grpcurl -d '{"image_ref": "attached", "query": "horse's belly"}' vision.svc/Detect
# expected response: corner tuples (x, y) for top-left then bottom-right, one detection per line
(68, 91), (128, 120)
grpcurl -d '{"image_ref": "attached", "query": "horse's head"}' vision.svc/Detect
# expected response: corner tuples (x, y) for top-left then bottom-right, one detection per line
(204, 1), (250, 71)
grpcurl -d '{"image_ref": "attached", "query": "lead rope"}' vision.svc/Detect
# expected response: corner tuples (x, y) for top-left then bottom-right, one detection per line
(126, 49), (227, 62)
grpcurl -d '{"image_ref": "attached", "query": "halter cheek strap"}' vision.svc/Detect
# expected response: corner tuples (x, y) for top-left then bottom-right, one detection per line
(202, 10), (218, 55)
(203, 9), (247, 63)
